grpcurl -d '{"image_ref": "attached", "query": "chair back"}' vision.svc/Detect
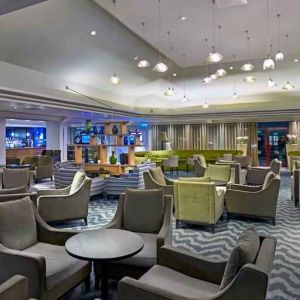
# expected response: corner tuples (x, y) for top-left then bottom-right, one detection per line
(195, 154), (207, 168)
(194, 159), (206, 177)
(205, 164), (231, 182)
(233, 156), (251, 169)
(122, 189), (165, 233)
(174, 181), (220, 224)
(70, 171), (86, 194)
(270, 159), (281, 175)
(149, 167), (166, 186)
(37, 155), (53, 166)
(2, 168), (30, 189)
(223, 153), (233, 161)
(6, 157), (20, 165)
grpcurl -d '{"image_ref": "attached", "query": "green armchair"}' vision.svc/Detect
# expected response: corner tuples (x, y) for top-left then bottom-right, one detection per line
(143, 167), (174, 197)
(174, 179), (225, 232)
(205, 164), (234, 184)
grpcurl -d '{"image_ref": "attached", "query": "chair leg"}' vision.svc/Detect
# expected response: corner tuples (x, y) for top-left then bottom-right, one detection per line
(211, 225), (215, 234)
(186, 164), (189, 173)
(176, 167), (179, 176)
(176, 220), (180, 229)
(84, 275), (90, 293)
(271, 218), (276, 226)
(83, 217), (88, 226)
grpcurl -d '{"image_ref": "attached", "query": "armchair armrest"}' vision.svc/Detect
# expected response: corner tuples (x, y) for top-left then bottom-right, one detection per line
(37, 185), (71, 197)
(33, 205), (79, 245)
(0, 275), (27, 300)
(158, 245), (226, 284)
(102, 194), (123, 229)
(229, 184), (262, 192)
(164, 177), (174, 185)
(0, 243), (46, 298)
(157, 196), (173, 253)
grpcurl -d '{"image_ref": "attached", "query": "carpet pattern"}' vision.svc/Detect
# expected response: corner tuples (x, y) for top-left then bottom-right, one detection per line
(58, 171), (300, 300)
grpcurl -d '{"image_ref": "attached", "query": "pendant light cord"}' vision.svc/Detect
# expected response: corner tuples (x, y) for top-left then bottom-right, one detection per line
(141, 22), (145, 58)
(112, 0), (117, 74)
(212, 0), (216, 49)
(182, 54), (186, 96)
(277, 14), (281, 51)
(167, 31), (171, 86)
(266, 0), (270, 54)
(157, 0), (161, 59)
(285, 34), (289, 58)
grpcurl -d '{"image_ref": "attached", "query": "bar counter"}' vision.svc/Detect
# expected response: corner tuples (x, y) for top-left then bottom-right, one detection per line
(6, 147), (45, 161)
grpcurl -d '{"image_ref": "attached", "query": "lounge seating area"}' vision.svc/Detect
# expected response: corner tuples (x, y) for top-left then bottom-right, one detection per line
(1, 1), (300, 299)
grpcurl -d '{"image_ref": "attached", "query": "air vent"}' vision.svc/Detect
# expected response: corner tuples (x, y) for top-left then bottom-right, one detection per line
(216, 0), (247, 9)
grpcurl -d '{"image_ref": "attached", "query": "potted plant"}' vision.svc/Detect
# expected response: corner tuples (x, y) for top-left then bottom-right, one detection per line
(236, 136), (248, 156)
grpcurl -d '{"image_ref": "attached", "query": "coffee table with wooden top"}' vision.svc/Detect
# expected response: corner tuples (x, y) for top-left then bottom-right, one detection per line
(65, 229), (144, 300)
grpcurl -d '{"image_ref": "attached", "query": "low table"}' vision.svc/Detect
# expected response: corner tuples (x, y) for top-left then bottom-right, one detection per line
(65, 229), (144, 300)
(6, 164), (31, 169)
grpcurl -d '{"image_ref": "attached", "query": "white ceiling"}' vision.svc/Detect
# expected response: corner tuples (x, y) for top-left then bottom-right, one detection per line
(0, 0), (299, 117)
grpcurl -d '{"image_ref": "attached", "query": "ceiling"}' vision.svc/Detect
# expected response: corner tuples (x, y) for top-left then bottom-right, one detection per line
(0, 0), (299, 120)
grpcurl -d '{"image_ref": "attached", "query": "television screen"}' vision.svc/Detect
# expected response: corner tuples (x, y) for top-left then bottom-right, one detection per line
(81, 134), (90, 144)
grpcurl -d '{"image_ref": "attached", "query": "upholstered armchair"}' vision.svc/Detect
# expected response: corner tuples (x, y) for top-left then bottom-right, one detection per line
(174, 179), (224, 232)
(94, 189), (173, 284)
(205, 164), (234, 184)
(216, 161), (246, 184)
(0, 168), (33, 189)
(34, 155), (53, 182)
(226, 172), (281, 225)
(194, 157), (207, 177)
(0, 275), (28, 300)
(186, 154), (206, 172)
(290, 160), (300, 207)
(0, 197), (91, 300)
(162, 156), (179, 174)
(246, 158), (281, 185)
(0, 186), (37, 206)
(118, 233), (276, 300)
(233, 155), (251, 169)
(37, 171), (92, 224)
(143, 167), (174, 196)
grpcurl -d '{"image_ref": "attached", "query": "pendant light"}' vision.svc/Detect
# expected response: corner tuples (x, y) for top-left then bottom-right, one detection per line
(203, 39), (212, 83)
(232, 55), (238, 98)
(216, 26), (227, 76)
(263, 0), (275, 70)
(164, 31), (176, 96)
(202, 85), (209, 108)
(243, 75), (256, 83)
(275, 14), (284, 61)
(241, 30), (255, 71)
(181, 54), (189, 103)
(110, 0), (120, 84)
(282, 34), (295, 90)
(207, 0), (223, 63)
(153, 0), (168, 73)
(267, 70), (277, 87)
(137, 22), (150, 68)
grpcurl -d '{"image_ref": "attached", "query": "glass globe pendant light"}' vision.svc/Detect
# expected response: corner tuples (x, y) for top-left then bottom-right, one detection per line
(243, 75), (256, 83)
(110, 73), (120, 85)
(137, 22), (150, 68)
(275, 14), (284, 61)
(241, 31), (255, 71)
(282, 34), (295, 90)
(216, 68), (227, 77)
(207, 0), (223, 63)
(153, 0), (168, 73)
(180, 54), (189, 103)
(164, 32), (176, 96)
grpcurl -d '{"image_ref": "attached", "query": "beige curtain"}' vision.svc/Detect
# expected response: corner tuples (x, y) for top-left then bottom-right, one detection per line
(246, 123), (259, 166)
(289, 121), (300, 136)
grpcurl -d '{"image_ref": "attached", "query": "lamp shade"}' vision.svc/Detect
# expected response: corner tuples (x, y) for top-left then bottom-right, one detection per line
(158, 132), (168, 142)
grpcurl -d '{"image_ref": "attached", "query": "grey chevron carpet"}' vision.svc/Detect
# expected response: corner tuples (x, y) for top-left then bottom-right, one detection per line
(57, 170), (300, 300)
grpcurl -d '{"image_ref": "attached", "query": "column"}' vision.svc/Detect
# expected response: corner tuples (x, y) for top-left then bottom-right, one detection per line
(0, 117), (5, 165)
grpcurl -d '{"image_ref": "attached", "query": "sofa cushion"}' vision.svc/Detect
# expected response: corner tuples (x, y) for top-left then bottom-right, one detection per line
(140, 265), (219, 299)
(149, 167), (166, 186)
(123, 189), (164, 233)
(220, 225), (260, 289)
(262, 171), (275, 190)
(70, 171), (85, 194)
(0, 197), (37, 250)
(178, 177), (210, 182)
(2, 168), (30, 189)
(22, 242), (89, 290)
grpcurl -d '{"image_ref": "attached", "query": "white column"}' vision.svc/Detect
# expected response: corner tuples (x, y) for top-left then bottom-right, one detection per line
(60, 123), (68, 162)
(147, 126), (152, 150)
(0, 117), (5, 165)
(46, 121), (60, 150)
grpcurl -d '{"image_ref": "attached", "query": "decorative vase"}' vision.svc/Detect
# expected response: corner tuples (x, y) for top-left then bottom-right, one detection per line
(237, 143), (247, 156)
(99, 126), (105, 134)
(112, 125), (119, 135)
(123, 135), (129, 145)
(129, 135), (135, 145)
(85, 120), (92, 133)
(109, 153), (117, 164)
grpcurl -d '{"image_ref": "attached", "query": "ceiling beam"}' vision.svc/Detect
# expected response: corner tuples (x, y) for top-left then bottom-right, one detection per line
(0, 0), (47, 16)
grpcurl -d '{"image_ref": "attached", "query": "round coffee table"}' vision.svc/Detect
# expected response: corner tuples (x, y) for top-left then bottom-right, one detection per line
(65, 229), (144, 300)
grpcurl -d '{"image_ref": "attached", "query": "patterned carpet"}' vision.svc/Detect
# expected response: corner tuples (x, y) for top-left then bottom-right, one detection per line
(56, 170), (300, 300)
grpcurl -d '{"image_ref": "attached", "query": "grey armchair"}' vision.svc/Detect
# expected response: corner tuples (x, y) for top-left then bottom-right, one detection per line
(0, 197), (91, 300)
(37, 171), (92, 224)
(226, 172), (280, 225)
(118, 234), (276, 300)
(0, 275), (28, 300)
(0, 168), (33, 189)
(162, 156), (179, 175)
(94, 189), (173, 285)
(194, 158), (207, 177)
(216, 162), (246, 184)
(143, 167), (174, 197)
(34, 155), (53, 182)
(290, 160), (300, 207)
(246, 158), (281, 185)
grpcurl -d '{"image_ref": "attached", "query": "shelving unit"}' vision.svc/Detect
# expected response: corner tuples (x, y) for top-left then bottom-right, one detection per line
(73, 121), (142, 175)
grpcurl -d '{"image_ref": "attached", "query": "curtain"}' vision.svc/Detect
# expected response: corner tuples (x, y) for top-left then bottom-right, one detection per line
(289, 121), (300, 136)
(246, 123), (259, 166)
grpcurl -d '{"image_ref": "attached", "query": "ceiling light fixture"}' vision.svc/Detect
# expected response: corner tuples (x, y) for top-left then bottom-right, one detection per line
(181, 53), (189, 103)
(229, 66), (234, 70)
(232, 54), (238, 98)
(263, 0), (275, 70)
(90, 30), (97, 36)
(110, 0), (120, 84)
(164, 32), (176, 96)
(203, 39), (213, 83)
(207, 0), (223, 63)
(137, 22), (150, 68)
(275, 14), (284, 61)
(179, 16), (187, 21)
(203, 101), (209, 108)
(241, 30), (255, 71)
(215, 25), (227, 77)
(294, 59), (299, 63)
(282, 34), (295, 90)
(243, 75), (256, 83)
(210, 73), (218, 80)
(153, 0), (168, 73)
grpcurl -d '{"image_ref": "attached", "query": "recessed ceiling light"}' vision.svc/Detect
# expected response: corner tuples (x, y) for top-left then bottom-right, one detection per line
(173, 73), (177, 77)
(229, 66), (234, 70)
(90, 30), (97, 36)
(179, 16), (187, 21)
(294, 58), (299, 62)
(133, 56), (139, 60)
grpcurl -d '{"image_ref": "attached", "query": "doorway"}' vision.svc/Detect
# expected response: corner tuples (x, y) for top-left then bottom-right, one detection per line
(257, 122), (289, 167)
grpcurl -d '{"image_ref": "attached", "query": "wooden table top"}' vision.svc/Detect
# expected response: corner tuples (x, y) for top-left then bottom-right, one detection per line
(65, 229), (144, 262)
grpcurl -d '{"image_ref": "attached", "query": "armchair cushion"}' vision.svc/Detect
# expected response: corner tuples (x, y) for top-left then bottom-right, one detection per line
(70, 171), (85, 194)
(22, 242), (89, 290)
(149, 167), (166, 186)
(139, 265), (219, 298)
(0, 197), (37, 250)
(262, 171), (275, 190)
(220, 225), (260, 289)
(178, 177), (210, 182)
(123, 189), (164, 233)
